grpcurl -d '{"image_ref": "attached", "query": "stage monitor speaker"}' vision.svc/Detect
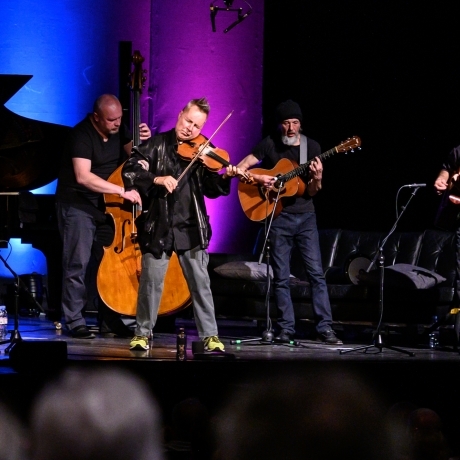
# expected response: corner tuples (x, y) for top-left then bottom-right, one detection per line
(8, 340), (67, 373)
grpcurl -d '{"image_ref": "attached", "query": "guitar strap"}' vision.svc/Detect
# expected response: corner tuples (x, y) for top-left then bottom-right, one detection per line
(299, 134), (308, 164)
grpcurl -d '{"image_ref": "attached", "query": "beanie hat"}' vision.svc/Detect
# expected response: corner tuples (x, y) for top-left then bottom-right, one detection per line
(275, 99), (303, 123)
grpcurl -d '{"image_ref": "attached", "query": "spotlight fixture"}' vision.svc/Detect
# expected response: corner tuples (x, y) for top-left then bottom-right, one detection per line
(210, 0), (252, 33)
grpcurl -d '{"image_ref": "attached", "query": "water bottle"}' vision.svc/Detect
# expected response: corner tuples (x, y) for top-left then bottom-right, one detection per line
(176, 327), (187, 361)
(0, 305), (8, 340)
(428, 315), (439, 349)
(429, 331), (439, 349)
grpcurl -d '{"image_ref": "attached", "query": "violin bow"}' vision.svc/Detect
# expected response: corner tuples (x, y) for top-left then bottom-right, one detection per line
(165, 110), (234, 195)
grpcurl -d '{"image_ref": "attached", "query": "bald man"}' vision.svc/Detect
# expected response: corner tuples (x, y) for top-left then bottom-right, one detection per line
(56, 94), (150, 338)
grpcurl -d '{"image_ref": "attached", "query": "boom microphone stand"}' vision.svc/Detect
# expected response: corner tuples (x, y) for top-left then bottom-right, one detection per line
(231, 181), (299, 346)
(340, 185), (423, 357)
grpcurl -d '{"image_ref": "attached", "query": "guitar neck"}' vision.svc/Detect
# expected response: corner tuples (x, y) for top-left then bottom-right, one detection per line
(278, 146), (337, 183)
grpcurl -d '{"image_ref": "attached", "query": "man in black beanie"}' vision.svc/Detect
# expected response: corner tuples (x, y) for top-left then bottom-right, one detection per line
(237, 100), (342, 344)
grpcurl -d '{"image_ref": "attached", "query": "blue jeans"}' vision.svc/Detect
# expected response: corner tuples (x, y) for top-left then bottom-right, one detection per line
(269, 212), (333, 334)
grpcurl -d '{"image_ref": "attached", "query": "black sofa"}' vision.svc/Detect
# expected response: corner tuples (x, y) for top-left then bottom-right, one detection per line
(208, 228), (457, 331)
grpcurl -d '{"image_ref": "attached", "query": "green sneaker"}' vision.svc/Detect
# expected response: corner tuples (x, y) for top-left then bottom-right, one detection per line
(130, 335), (149, 350)
(203, 336), (225, 351)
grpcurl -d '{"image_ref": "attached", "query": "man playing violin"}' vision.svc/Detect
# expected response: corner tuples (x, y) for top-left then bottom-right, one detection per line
(122, 97), (240, 351)
(237, 99), (342, 345)
(56, 94), (150, 339)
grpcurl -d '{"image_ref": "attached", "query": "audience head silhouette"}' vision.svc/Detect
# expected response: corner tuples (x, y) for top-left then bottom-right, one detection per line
(0, 400), (28, 460)
(30, 366), (164, 460)
(407, 408), (452, 460)
(216, 367), (391, 460)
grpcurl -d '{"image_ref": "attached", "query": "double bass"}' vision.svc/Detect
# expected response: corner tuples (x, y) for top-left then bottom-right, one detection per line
(96, 51), (191, 316)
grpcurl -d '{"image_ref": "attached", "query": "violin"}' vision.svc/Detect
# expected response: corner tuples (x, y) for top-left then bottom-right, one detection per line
(165, 112), (250, 194)
(176, 133), (252, 184)
(177, 134), (231, 172)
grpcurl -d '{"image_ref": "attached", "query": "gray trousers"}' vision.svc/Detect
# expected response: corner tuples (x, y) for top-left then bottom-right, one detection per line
(135, 247), (219, 338)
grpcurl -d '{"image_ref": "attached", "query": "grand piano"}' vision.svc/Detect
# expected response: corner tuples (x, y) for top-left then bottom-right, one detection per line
(0, 74), (71, 320)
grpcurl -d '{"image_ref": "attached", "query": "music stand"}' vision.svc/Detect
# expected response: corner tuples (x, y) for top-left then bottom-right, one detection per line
(0, 254), (45, 353)
(230, 181), (300, 347)
(340, 186), (422, 357)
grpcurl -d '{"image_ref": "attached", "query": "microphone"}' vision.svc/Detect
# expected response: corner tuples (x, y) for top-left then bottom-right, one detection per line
(403, 183), (426, 188)
(224, 9), (252, 33)
(211, 0), (252, 33)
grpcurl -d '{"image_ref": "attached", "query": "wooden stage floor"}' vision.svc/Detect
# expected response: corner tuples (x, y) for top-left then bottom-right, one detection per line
(1, 314), (460, 364)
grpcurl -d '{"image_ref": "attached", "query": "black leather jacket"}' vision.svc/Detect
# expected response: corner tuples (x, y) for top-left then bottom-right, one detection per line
(122, 129), (231, 257)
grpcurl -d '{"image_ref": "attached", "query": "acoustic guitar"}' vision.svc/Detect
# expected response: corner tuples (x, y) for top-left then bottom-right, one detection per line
(434, 173), (460, 231)
(238, 136), (361, 222)
(447, 173), (460, 204)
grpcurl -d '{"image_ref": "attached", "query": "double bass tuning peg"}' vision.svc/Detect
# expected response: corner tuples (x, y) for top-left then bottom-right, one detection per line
(129, 50), (147, 91)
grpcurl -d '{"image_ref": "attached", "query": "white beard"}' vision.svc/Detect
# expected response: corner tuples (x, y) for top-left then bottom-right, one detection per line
(281, 135), (299, 146)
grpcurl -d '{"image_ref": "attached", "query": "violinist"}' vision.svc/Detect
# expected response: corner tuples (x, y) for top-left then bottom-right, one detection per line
(122, 97), (241, 351)
(56, 94), (150, 339)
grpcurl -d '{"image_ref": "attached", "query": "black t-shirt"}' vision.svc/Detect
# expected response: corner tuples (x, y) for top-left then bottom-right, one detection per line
(441, 145), (460, 174)
(252, 134), (321, 213)
(56, 115), (132, 213)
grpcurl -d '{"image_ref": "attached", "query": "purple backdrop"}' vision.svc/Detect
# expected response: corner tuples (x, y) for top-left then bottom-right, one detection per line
(147, 0), (264, 253)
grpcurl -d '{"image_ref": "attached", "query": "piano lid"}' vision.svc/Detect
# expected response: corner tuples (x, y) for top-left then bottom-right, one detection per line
(0, 74), (32, 106)
(0, 74), (71, 192)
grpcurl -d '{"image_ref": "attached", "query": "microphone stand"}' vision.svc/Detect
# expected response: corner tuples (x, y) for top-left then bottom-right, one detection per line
(340, 187), (422, 357)
(230, 181), (300, 347)
(0, 255), (23, 353)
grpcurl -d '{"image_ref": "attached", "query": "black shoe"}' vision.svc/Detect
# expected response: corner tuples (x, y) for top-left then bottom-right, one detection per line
(70, 325), (96, 339)
(98, 307), (133, 338)
(275, 329), (295, 343)
(318, 329), (343, 345)
(99, 321), (133, 338)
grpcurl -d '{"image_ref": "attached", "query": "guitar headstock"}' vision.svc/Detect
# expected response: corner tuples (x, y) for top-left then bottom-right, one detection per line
(336, 136), (361, 153)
